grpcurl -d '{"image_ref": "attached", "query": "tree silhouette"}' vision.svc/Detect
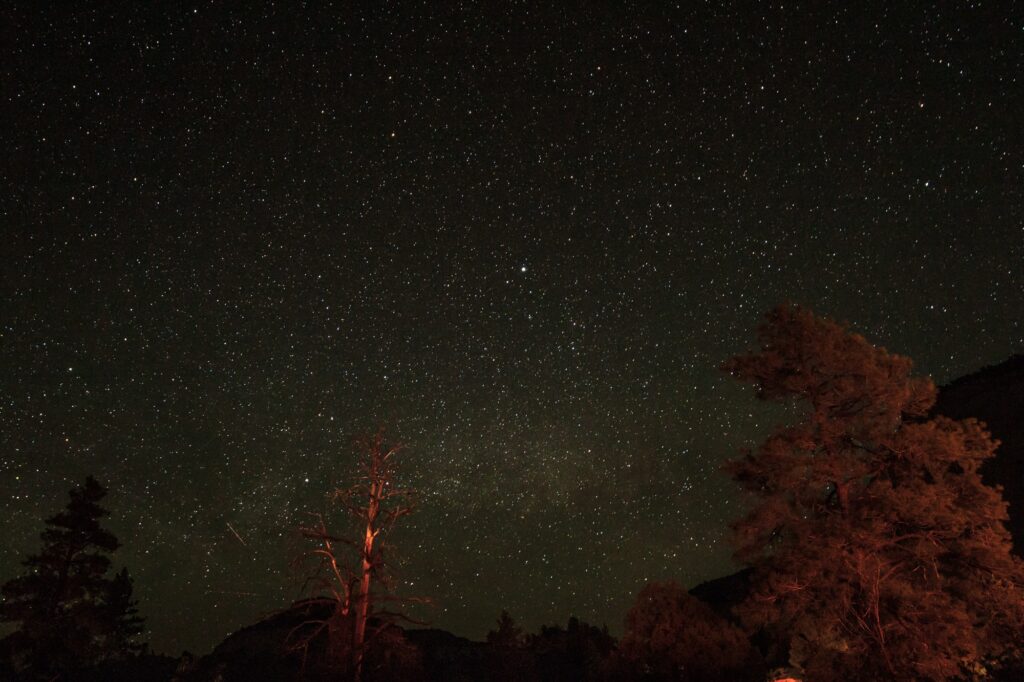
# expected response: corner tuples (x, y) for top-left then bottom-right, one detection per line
(289, 428), (421, 682)
(723, 305), (1024, 681)
(0, 476), (144, 678)
(528, 617), (615, 682)
(487, 610), (525, 648)
(484, 610), (534, 682)
(618, 581), (762, 681)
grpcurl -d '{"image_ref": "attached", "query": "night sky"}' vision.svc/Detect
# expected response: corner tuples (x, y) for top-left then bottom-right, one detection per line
(2, 2), (1022, 656)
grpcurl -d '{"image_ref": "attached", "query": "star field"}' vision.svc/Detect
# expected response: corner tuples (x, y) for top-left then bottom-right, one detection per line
(2, 2), (1022, 655)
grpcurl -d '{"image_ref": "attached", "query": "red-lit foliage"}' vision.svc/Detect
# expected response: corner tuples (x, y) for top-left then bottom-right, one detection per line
(618, 581), (763, 681)
(724, 305), (1024, 681)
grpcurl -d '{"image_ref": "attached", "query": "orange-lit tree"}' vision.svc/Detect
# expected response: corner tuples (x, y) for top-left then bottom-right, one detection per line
(723, 305), (1024, 681)
(289, 428), (419, 682)
(618, 581), (763, 682)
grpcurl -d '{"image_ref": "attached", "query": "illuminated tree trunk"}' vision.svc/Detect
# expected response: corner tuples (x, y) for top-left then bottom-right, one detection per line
(291, 429), (417, 682)
(352, 471), (384, 682)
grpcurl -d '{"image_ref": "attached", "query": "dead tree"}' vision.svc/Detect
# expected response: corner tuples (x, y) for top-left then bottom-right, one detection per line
(288, 428), (419, 682)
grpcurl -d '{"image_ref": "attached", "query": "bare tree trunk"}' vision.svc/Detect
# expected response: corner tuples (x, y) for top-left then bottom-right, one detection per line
(293, 429), (416, 682)
(352, 472), (383, 682)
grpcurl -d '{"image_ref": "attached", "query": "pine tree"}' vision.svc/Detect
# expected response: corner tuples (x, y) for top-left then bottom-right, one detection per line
(487, 610), (525, 648)
(0, 476), (144, 677)
(103, 567), (145, 655)
(723, 305), (1024, 681)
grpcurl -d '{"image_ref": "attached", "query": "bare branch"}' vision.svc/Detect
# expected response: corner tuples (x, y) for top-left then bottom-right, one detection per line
(289, 427), (430, 682)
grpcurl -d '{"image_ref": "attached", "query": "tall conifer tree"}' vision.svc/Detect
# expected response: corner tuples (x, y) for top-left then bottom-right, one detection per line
(1, 476), (144, 677)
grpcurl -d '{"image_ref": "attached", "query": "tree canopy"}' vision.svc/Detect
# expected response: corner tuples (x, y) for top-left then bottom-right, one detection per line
(723, 305), (1024, 681)
(618, 581), (762, 682)
(0, 476), (144, 678)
